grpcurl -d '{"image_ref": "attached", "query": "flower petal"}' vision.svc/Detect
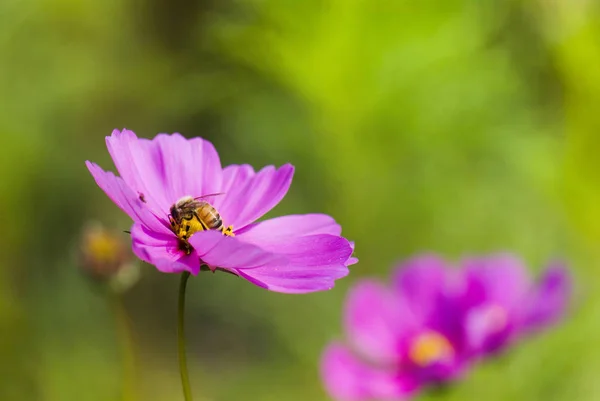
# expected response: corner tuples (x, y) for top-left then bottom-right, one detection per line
(187, 230), (287, 271)
(86, 161), (170, 235)
(347, 242), (359, 266)
(461, 253), (531, 310)
(321, 343), (418, 401)
(236, 214), (342, 241)
(130, 223), (200, 274)
(105, 129), (169, 211)
(106, 129), (222, 211)
(234, 234), (352, 293)
(464, 304), (513, 355)
(216, 164), (294, 230)
(344, 280), (413, 364)
(459, 254), (540, 355)
(392, 254), (450, 324)
(153, 133), (223, 201)
(521, 263), (571, 331)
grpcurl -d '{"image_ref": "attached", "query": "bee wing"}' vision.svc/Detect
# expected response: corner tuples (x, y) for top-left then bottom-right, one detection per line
(193, 192), (225, 200)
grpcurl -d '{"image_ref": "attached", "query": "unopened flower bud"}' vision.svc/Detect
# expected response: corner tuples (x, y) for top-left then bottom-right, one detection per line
(80, 222), (139, 292)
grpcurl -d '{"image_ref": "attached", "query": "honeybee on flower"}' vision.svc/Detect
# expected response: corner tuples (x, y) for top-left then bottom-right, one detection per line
(169, 195), (234, 238)
(86, 129), (357, 293)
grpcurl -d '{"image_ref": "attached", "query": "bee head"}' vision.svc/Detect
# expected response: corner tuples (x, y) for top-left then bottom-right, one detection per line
(169, 204), (180, 221)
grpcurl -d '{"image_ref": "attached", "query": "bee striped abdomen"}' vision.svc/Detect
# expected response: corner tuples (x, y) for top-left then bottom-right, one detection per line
(196, 202), (223, 230)
(212, 217), (223, 230)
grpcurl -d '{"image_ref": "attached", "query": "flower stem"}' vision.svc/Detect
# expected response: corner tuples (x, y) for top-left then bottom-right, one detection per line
(178, 271), (193, 401)
(110, 291), (137, 401)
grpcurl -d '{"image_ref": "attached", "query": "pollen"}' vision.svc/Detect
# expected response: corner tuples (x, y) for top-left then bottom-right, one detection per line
(222, 225), (235, 237)
(408, 331), (454, 367)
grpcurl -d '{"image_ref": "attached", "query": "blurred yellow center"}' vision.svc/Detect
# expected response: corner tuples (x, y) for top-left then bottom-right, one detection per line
(85, 231), (122, 264)
(409, 331), (454, 367)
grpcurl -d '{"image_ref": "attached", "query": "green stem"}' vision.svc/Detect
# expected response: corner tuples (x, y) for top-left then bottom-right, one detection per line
(178, 271), (193, 401)
(110, 291), (137, 401)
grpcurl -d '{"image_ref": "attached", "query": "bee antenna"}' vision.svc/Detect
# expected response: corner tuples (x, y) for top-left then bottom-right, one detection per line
(193, 192), (225, 200)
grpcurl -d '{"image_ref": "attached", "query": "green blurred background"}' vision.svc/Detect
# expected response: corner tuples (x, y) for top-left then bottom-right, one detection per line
(2, 0), (600, 400)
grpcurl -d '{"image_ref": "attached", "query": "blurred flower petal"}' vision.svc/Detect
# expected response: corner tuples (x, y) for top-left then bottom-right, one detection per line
(344, 280), (411, 364)
(461, 253), (531, 310)
(521, 263), (571, 330)
(321, 343), (417, 401)
(393, 254), (449, 323)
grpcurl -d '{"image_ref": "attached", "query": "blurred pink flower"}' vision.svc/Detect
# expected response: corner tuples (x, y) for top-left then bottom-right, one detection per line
(322, 255), (469, 401)
(86, 129), (356, 293)
(321, 253), (570, 401)
(458, 254), (570, 356)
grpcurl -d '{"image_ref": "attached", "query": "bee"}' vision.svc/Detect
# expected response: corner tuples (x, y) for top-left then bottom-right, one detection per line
(168, 194), (234, 250)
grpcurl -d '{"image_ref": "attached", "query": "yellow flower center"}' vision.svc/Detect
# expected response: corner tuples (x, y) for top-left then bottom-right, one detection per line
(408, 331), (454, 367)
(85, 229), (123, 265)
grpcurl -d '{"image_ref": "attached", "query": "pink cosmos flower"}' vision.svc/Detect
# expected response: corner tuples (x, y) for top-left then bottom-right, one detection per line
(321, 255), (470, 401)
(321, 253), (571, 401)
(86, 129), (356, 293)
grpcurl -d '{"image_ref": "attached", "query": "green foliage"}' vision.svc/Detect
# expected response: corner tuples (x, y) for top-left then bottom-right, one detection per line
(1, 0), (599, 400)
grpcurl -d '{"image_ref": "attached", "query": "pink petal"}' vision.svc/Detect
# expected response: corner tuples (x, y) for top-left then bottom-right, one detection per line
(215, 164), (294, 231)
(321, 343), (417, 401)
(347, 257), (359, 266)
(464, 304), (512, 354)
(462, 253), (531, 311)
(187, 230), (288, 271)
(86, 161), (170, 235)
(521, 263), (571, 330)
(347, 242), (359, 265)
(234, 234), (352, 293)
(105, 129), (169, 211)
(236, 214), (342, 242)
(106, 129), (222, 211)
(130, 223), (200, 274)
(392, 254), (449, 324)
(153, 133), (223, 201)
(344, 280), (413, 364)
